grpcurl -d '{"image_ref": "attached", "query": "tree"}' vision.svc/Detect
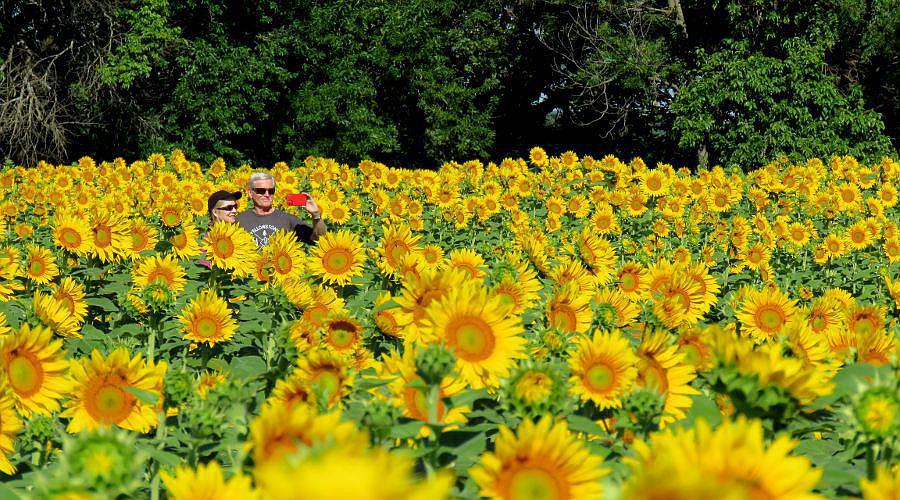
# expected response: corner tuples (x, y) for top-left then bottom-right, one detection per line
(672, 39), (893, 167)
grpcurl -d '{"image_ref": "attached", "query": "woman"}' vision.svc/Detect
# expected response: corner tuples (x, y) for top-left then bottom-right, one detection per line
(207, 190), (242, 224)
(200, 190), (242, 267)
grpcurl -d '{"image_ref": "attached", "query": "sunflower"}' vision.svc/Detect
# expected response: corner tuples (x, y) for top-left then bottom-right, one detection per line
(529, 147), (549, 167)
(265, 229), (305, 282)
(640, 169), (670, 197)
(372, 292), (413, 338)
(576, 229), (617, 285)
(254, 441), (452, 500)
(89, 212), (130, 263)
(127, 218), (158, 257)
(22, 244), (59, 284)
(736, 286), (798, 343)
(622, 417), (822, 499)
(394, 269), (469, 342)
(0, 386), (23, 474)
(546, 283), (594, 334)
(592, 288), (641, 328)
(707, 327), (833, 405)
(590, 205), (620, 235)
(203, 221), (258, 277)
(420, 283), (526, 389)
(132, 253), (187, 297)
(444, 248), (487, 280)
(196, 370), (227, 399)
(861, 466), (900, 500)
(161, 461), (258, 500)
(682, 262), (720, 315)
(376, 223), (422, 276)
(294, 349), (354, 408)
(857, 328), (895, 366)
(322, 314), (363, 353)
(651, 273), (706, 328)
(269, 368), (315, 408)
(549, 256), (596, 296)
(53, 213), (93, 255)
(50, 277), (88, 325)
(0, 323), (71, 416)
(470, 415), (608, 499)
(247, 401), (361, 466)
(847, 304), (886, 339)
(62, 348), (167, 433)
(376, 349), (469, 432)
(420, 244), (445, 268)
(168, 223), (200, 260)
(616, 261), (649, 300)
(33, 291), (82, 338)
(308, 229), (366, 286)
(636, 331), (700, 427)
(178, 289), (238, 347)
(568, 330), (637, 409)
(324, 200), (352, 224)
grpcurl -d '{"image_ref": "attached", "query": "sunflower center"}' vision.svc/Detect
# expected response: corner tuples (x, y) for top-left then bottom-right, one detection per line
(7, 354), (43, 396)
(95, 227), (111, 247)
(60, 228), (81, 247)
(548, 304), (578, 332)
(90, 383), (134, 423)
(132, 232), (149, 249)
(194, 316), (220, 339)
(447, 316), (495, 361)
(274, 253), (293, 274)
(756, 306), (786, 332)
(312, 371), (340, 403)
(584, 363), (616, 394)
(507, 467), (566, 500)
(327, 323), (357, 350)
(214, 237), (235, 258)
(29, 259), (46, 276)
(619, 273), (638, 293)
(322, 248), (351, 273)
(171, 233), (187, 249)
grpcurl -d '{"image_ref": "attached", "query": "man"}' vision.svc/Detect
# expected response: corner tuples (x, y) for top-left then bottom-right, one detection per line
(236, 172), (326, 248)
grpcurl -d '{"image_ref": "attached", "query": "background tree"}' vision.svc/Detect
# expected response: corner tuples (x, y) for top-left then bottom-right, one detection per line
(0, 0), (897, 168)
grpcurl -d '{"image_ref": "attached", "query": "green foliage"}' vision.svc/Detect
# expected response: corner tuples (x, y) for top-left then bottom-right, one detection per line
(672, 39), (893, 167)
(100, 0), (183, 89)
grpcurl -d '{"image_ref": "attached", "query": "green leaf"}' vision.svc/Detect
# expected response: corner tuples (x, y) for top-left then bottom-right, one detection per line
(0, 482), (23, 500)
(566, 415), (606, 436)
(389, 420), (425, 439)
(123, 386), (160, 405)
(86, 297), (119, 312)
(229, 355), (267, 380)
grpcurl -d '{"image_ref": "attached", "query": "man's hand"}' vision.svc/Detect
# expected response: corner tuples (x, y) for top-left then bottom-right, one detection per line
(304, 195), (321, 218)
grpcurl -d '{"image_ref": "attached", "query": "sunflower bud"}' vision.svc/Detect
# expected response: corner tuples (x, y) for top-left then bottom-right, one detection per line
(415, 344), (455, 386)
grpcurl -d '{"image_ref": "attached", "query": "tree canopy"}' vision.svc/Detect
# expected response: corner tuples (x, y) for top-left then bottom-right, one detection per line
(1, 0), (897, 168)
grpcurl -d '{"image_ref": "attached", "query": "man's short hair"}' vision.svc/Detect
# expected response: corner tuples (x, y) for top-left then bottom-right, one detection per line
(249, 172), (275, 188)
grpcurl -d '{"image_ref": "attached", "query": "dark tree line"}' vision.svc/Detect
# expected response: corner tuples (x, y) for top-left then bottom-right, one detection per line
(1, 0), (897, 169)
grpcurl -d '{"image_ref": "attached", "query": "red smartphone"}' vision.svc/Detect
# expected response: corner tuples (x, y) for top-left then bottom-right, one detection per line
(286, 193), (308, 206)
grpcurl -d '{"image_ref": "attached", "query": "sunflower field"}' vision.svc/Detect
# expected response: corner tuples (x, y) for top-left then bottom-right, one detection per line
(0, 149), (897, 499)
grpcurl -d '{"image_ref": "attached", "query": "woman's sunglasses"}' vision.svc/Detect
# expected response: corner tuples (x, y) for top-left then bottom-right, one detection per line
(252, 187), (276, 195)
(215, 204), (238, 211)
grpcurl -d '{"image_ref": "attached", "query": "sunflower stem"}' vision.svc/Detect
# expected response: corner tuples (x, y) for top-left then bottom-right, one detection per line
(427, 383), (440, 426)
(865, 445), (876, 480)
(147, 321), (157, 363)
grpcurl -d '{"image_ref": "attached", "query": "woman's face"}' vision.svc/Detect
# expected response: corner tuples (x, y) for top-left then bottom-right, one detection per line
(212, 199), (238, 224)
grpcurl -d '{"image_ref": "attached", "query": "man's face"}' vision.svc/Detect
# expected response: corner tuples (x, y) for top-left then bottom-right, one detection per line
(249, 178), (275, 210)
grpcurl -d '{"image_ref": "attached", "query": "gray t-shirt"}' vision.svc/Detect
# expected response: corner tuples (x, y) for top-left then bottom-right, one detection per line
(236, 209), (314, 248)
